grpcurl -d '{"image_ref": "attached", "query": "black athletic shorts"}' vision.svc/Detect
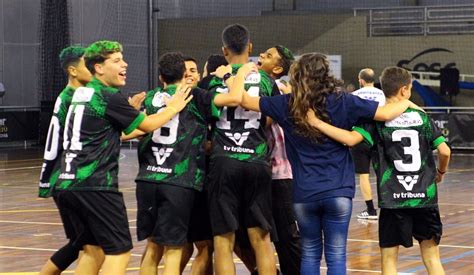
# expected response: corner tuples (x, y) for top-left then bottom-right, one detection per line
(54, 190), (133, 255)
(188, 190), (213, 242)
(272, 179), (300, 242)
(379, 207), (442, 248)
(350, 142), (371, 174)
(207, 156), (275, 237)
(136, 181), (196, 246)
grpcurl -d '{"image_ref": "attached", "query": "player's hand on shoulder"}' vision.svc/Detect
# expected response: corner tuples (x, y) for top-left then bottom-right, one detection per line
(408, 100), (425, 113)
(277, 80), (292, 94)
(237, 62), (258, 77)
(165, 84), (193, 113)
(212, 64), (232, 79)
(306, 108), (322, 128)
(128, 91), (146, 111)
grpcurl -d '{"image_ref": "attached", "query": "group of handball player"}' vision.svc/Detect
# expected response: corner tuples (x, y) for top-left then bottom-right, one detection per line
(38, 23), (451, 275)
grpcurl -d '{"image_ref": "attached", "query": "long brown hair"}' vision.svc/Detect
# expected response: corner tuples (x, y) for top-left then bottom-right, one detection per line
(289, 53), (343, 143)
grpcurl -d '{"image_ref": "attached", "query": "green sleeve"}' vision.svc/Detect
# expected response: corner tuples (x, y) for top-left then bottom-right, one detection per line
(428, 116), (447, 149)
(352, 126), (374, 147)
(124, 112), (145, 135)
(210, 91), (221, 118)
(432, 136), (446, 149)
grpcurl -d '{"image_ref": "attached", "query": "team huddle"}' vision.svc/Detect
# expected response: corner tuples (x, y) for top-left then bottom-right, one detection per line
(38, 23), (451, 275)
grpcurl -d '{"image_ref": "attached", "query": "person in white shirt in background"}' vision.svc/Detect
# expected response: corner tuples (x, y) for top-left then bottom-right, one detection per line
(351, 68), (386, 220)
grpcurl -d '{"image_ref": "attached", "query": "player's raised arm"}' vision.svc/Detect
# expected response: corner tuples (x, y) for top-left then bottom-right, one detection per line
(372, 99), (412, 121)
(239, 64), (262, 112)
(137, 85), (193, 133)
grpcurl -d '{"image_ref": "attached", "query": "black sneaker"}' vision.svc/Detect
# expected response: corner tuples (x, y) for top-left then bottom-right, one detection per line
(357, 209), (378, 220)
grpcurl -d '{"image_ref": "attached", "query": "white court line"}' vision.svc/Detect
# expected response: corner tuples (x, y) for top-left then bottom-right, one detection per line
(0, 245), (57, 252)
(0, 157), (43, 163)
(320, 266), (384, 273)
(0, 220), (62, 225)
(348, 238), (474, 249)
(0, 220), (137, 229)
(0, 245), (142, 257)
(0, 209), (58, 213)
(0, 208), (138, 213)
(0, 166), (41, 172)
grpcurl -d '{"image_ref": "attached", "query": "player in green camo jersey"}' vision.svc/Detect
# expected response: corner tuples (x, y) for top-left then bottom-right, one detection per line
(38, 46), (94, 275)
(354, 110), (446, 209)
(53, 41), (192, 275)
(208, 63), (276, 163)
(38, 46), (92, 198)
(137, 55), (213, 275)
(207, 24), (279, 275)
(181, 55), (214, 275)
(132, 52), (253, 275)
(307, 66), (451, 275)
(135, 57), (223, 190)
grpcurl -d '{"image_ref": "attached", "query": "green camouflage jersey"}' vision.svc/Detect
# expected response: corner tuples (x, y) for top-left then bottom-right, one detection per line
(55, 78), (145, 192)
(208, 65), (278, 164)
(136, 85), (219, 191)
(354, 108), (446, 209)
(38, 86), (75, 197)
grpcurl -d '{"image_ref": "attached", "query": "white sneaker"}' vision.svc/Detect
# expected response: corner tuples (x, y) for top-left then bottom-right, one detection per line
(357, 210), (378, 220)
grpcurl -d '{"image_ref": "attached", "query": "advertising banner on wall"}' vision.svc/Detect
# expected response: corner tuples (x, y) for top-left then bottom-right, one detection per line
(0, 111), (40, 142)
(429, 113), (474, 149)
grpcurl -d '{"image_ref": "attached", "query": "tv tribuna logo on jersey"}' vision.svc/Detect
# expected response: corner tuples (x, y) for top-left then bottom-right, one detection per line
(223, 131), (255, 154)
(397, 175), (419, 191)
(146, 147), (173, 174)
(152, 147), (173, 165)
(226, 132), (250, 146)
(393, 175), (426, 199)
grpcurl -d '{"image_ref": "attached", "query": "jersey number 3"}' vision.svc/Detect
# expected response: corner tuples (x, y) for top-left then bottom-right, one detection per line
(392, 129), (421, 172)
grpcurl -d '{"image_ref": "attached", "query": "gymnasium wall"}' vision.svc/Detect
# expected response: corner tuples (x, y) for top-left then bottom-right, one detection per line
(1, 0), (474, 107)
(158, 14), (474, 106)
(299, 16), (474, 106)
(0, 0), (41, 107)
(156, 14), (351, 66)
(0, 0), (150, 107)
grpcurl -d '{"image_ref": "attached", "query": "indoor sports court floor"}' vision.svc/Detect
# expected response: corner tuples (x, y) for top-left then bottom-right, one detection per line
(0, 147), (473, 274)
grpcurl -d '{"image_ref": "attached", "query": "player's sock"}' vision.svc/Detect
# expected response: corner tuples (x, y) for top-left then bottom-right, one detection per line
(365, 200), (376, 214)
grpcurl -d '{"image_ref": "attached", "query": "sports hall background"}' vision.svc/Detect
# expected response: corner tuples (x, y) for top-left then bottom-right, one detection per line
(1, 1), (474, 274)
(1, 0), (474, 108)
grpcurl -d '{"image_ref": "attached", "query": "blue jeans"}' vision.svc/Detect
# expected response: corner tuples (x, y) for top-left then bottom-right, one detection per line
(293, 197), (352, 275)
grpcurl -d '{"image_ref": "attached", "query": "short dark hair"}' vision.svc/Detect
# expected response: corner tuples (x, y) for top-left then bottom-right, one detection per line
(84, 40), (122, 74)
(222, 24), (250, 55)
(183, 55), (198, 64)
(158, 52), (185, 84)
(358, 68), (376, 84)
(59, 46), (86, 73)
(205, 54), (228, 74)
(380, 66), (412, 98)
(274, 45), (295, 77)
